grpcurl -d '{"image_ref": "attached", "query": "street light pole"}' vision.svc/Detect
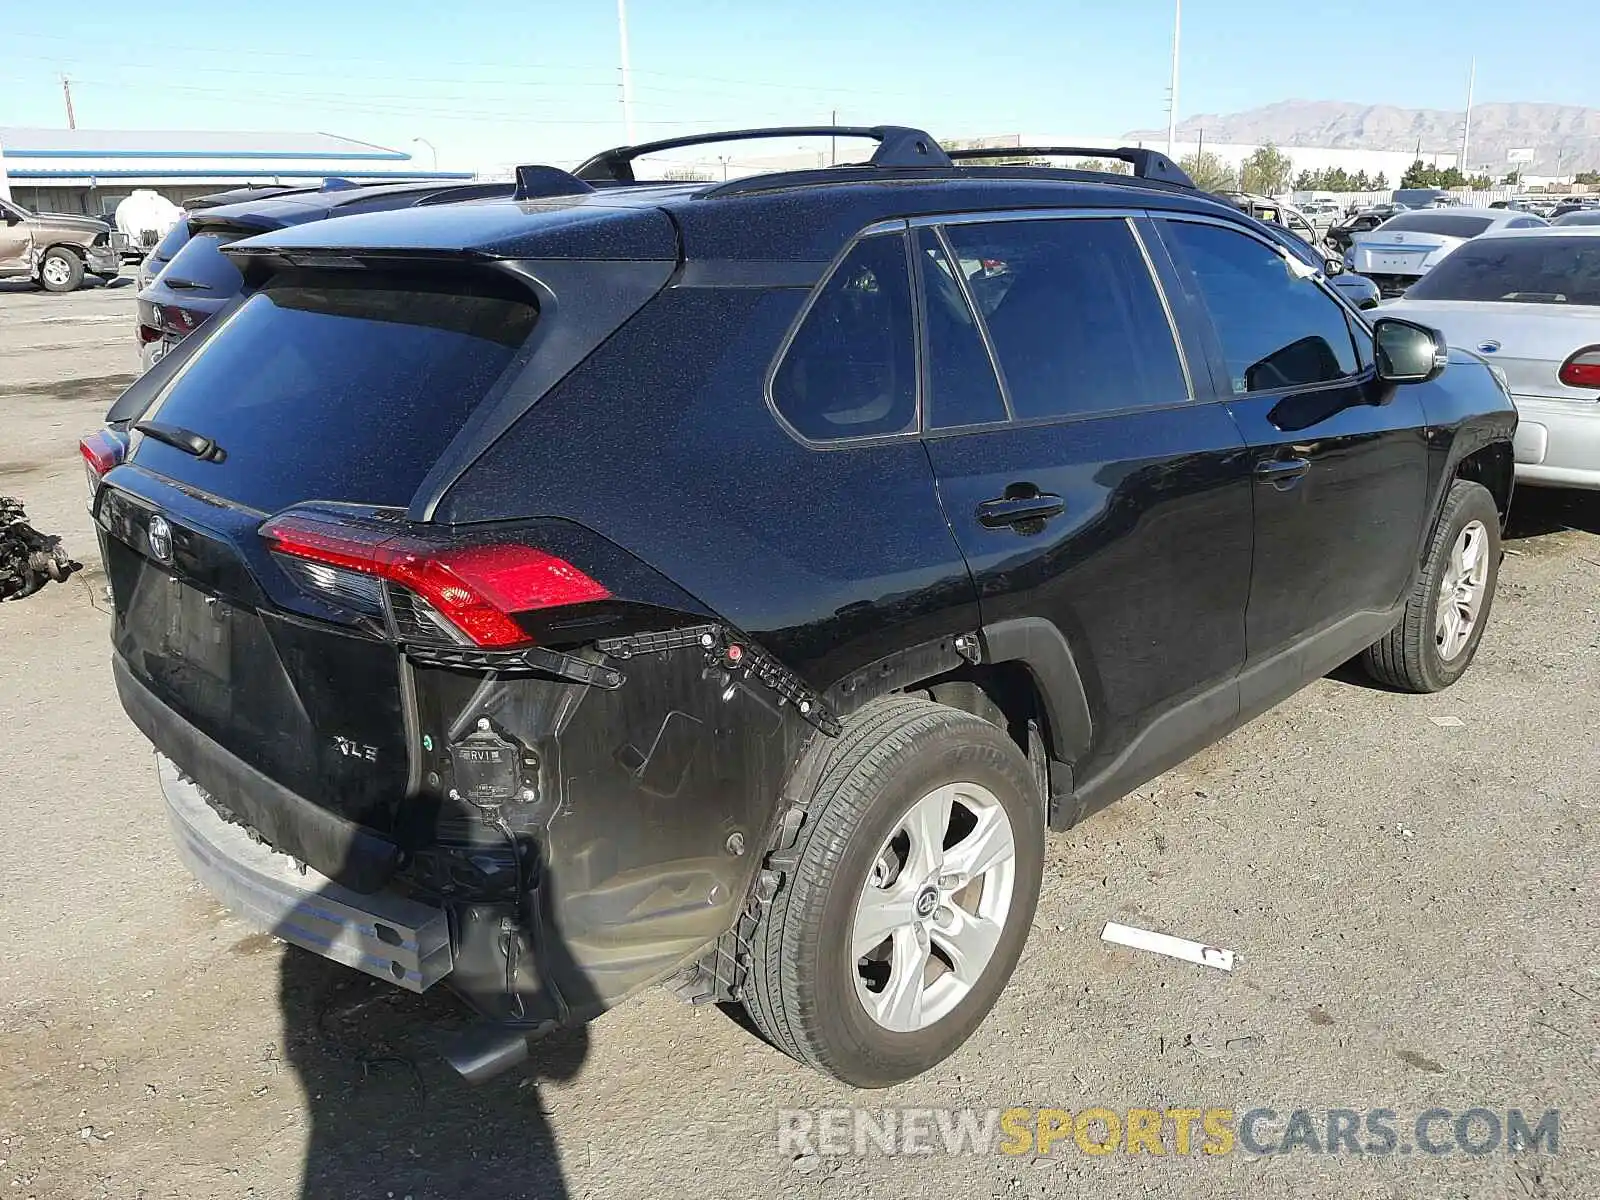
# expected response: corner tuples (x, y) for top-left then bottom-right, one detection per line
(1166, 0), (1181, 157)
(1460, 58), (1475, 176)
(617, 0), (637, 144)
(411, 137), (438, 171)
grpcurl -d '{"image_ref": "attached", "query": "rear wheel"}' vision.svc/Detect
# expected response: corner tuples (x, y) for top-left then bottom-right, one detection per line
(39, 248), (84, 293)
(1362, 479), (1500, 692)
(742, 697), (1044, 1087)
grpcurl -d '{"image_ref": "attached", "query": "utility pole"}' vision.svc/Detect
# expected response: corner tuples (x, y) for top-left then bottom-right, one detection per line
(1459, 58), (1475, 175)
(1166, 0), (1182, 156)
(616, 0), (637, 144)
(61, 75), (76, 130)
(830, 109), (837, 167)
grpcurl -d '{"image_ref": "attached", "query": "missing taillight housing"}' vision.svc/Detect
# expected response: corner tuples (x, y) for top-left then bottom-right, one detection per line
(1558, 346), (1600, 390)
(261, 511), (610, 649)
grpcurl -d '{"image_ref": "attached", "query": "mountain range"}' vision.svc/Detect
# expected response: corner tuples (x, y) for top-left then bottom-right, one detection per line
(1124, 101), (1600, 174)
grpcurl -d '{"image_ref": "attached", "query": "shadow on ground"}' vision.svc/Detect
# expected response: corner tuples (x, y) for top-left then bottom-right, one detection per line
(1505, 486), (1600, 540)
(0, 274), (128, 294)
(281, 950), (587, 1200)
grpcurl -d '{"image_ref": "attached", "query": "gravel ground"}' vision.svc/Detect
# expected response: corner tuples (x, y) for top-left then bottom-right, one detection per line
(1, 281), (1596, 1200)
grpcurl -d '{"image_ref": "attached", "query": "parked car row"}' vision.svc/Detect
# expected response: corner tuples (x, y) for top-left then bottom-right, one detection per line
(90, 127), (1524, 1091)
(133, 178), (514, 369)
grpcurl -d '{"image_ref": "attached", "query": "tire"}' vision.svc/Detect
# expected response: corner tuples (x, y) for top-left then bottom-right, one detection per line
(1362, 479), (1500, 692)
(742, 697), (1044, 1087)
(39, 248), (85, 293)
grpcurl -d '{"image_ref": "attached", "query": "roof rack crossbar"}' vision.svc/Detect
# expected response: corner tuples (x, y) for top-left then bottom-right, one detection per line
(513, 164), (596, 200)
(574, 125), (951, 182)
(945, 145), (1194, 188)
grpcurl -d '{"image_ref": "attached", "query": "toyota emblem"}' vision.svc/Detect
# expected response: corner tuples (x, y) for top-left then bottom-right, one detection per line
(147, 514), (174, 565)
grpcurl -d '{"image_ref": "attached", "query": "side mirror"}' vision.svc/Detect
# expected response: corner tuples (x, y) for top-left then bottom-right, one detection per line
(1322, 254), (1345, 275)
(1, 210), (19, 226)
(1373, 317), (1448, 384)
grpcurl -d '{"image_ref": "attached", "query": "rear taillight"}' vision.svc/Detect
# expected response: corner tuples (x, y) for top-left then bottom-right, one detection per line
(136, 323), (163, 345)
(1558, 346), (1600, 390)
(158, 304), (205, 337)
(79, 429), (129, 497)
(261, 511), (609, 649)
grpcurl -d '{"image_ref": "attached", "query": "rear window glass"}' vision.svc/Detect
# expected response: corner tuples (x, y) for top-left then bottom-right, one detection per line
(158, 231), (247, 294)
(1406, 237), (1600, 305)
(1378, 212), (1496, 239)
(131, 274), (537, 512)
(149, 221), (192, 264)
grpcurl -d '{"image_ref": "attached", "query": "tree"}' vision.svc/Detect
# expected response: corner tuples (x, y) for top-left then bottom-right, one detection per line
(1293, 168), (1318, 191)
(1076, 158), (1132, 175)
(1352, 170), (1372, 191)
(1181, 150), (1237, 191)
(1401, 159), (1436, 189)
(1502, 171), (1521, 186)
(1239, 142), (1293, 194)
(1435, 167), (1468, 189)
(1374, 171), (1388, 190)
(1574, 169), (1600, 185)
(1467, 173), (1493, 190)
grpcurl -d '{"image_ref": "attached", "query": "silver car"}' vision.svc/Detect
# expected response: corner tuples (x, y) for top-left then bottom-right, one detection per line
(1349, 208), (1546, 298)
(1382, 226), (1600, 490)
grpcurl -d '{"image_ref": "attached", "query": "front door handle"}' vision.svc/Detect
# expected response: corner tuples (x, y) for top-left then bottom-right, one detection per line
(976, 491), (1066, 529)
(1254, 456), (1311, 488)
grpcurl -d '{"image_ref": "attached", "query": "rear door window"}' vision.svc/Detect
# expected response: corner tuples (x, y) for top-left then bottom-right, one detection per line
(1161, 219), (1359, 393)
(771, 232), (917, 442)
(941, 218), (1188, 420)
(131, 272), (538, 512)
(915, 228), (1008, 429)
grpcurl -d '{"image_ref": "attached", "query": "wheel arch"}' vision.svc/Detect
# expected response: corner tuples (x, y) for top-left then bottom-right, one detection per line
(824, 619), (1094, 789)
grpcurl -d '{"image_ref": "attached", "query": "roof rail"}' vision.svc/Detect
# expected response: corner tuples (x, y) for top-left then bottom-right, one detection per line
(574, 125), (951, 183)
(944, 145), (1194, 188)
(513, 164), (596, 200)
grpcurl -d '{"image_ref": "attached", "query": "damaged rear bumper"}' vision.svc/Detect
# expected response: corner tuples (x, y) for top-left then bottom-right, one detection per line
(159, 755), (454, 992)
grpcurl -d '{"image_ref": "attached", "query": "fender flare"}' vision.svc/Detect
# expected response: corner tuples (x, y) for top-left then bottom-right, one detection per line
(979, 617), (1093, 765)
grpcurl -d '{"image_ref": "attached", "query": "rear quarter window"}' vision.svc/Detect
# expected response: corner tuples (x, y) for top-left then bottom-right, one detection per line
(770, 233), (917, 442)
(131, 272), (538, 512)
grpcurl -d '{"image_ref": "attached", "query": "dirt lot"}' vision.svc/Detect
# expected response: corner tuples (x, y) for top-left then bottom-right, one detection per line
(1, 280), (1597, 1200)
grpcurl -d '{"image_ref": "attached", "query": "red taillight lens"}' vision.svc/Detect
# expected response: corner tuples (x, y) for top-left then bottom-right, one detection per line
(1558, 346), (1600, 389)
(261, 513), (609, 649)
(136, 323), (163, 346)
(158, 305), (205, 336)
(79, 429), (128, 496)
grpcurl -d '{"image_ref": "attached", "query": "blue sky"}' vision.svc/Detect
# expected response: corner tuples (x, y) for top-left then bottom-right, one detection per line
(4, 1), (1595, 169)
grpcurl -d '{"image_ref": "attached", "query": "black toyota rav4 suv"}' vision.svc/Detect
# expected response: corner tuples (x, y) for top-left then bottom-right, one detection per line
(88, 127), (1517, 1089)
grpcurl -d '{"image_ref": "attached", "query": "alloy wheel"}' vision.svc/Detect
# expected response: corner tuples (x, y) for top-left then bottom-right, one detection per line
(852, 782), (1017, 1033)
(1436, 519), (1489, 661)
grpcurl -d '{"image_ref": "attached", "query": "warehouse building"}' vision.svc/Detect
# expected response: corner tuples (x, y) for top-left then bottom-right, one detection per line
(0, 127), (470, 217)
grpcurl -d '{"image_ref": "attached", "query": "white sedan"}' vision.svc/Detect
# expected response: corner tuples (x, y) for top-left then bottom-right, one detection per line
(1349, 208), (1546, 298)
(1382, 226), (1600, 489)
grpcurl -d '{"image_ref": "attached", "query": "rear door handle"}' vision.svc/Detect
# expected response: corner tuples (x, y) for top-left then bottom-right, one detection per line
(976, 492), (1066, 529)
(1253, 457), (1311, 488)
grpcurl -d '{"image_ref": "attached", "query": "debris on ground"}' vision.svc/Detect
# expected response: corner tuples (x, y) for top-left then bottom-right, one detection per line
(0, 497), (80, 601)
(1430, 715), (1467, 729)
(1101, 922), (1236, 972)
